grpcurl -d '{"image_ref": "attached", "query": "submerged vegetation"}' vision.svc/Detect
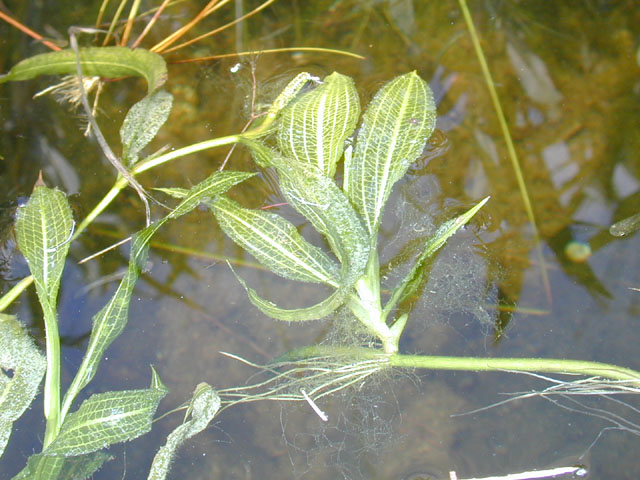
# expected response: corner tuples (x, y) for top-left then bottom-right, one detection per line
(1, 1), (640, 479)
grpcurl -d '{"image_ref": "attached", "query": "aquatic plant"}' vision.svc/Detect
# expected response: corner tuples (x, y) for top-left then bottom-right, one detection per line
(1, 3), (640, 478)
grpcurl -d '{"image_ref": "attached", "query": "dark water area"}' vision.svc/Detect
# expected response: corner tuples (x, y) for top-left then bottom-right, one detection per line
(1, 1), (640, 479)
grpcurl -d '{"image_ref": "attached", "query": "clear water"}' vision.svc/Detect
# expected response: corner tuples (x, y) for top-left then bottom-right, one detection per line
(1, 1), (640, 479)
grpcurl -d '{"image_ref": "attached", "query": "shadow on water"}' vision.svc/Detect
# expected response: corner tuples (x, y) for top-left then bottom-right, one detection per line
(1, 1), (640, 478)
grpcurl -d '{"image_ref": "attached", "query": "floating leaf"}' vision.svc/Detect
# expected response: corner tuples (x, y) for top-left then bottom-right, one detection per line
(0, 47), (167, 93)
(60, 171), (252, 420)
(277, 72), (360, 177)
(148, 383), (220, 480)
(210, 196), (340, 286)
(345, 71), (436, 236)
(46, 373), (167, 456)
(120, 90), (173, 166)
(0, 314), (46, 457)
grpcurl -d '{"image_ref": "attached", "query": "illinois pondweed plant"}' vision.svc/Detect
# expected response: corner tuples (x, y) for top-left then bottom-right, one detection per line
(2, 37), (640, 480)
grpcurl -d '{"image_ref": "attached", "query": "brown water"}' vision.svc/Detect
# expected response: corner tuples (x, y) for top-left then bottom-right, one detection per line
(2, 1), (640, 479)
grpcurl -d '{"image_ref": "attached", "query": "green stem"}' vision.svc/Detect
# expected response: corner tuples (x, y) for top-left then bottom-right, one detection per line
(389, 354), (640, 382)
(41, 299), (61, 448)
(281, 345), (640, 383)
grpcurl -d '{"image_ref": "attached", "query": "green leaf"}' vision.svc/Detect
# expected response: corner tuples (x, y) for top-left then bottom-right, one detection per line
(234, 271), (346, 321)
(148, 383), (220, 480)
(15, 451), (113, 480)
(59, 451), (113, 479)
(0, 47), (167, 93)
(344, 71), (436, 236)
(15, 186), (74, 311)
(0, 314), (46, 457)
(46, 377), (168, 456)
(219, 161), (370, 322)
(277, 72), (360, 177)
(237, 136), (278, 168)
(275, 160), (370, 287)
(60, 171), (251, 420)
(13, 454), (65, 480)
(209, 196), (340, 286)
(120, 89), (173, 166)
(383, 197), (489, 318)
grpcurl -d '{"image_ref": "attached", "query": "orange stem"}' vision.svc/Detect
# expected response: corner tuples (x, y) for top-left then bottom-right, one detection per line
(0, 10), (61, 51)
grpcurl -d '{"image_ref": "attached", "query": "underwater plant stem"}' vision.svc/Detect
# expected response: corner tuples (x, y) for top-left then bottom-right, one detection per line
(457, 0), (551, 303)
(389, 354), (640, 383)
(133, 134), (241, 174)
(41, 299), (62, 448)
(281, 345), (640, 384)
(73, 134), (241, 242)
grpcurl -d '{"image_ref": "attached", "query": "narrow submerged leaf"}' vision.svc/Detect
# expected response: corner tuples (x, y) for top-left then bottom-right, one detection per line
(210, 196), (340, 286)
(0, 314), (46, 457)
(148, 383), (220, 480)
(15, 186), (74, 309)
(383, 197), (489, 317)
(345, 71), (436, 236)
(277, 72), (360, 177)
(0, 47), (167, 93)
(234, 272), (346, 321)
(120, 90), (173, 166)
(45, 382), (167, 456)
(60, 171), (252, 420)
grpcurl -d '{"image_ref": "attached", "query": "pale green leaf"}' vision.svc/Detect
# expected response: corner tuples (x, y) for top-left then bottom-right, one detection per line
(234, 272), (346, 321)
(345, 71), (436, 235)
(60, 171), (251, 420)
(0, 314), (46, 457)
(12, 453), (65, 480)
(59, 451), (113, 479)
(238, 136), (278, 168)
(210, 196), (340, 286)
(120, 90), (173, 166)
(148, 383), (220, 480)
(0, 47), (167, 93)
(243, 72), (321, 139)
(277, 72), (360, 177)
(152, 186), (189, 198)
(15, 186), (74, 310)
(383, 197), (490, 318)
(15, 451), (113, 480)
(46, 381), (167, 456)
(275, 159), (370, 287)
